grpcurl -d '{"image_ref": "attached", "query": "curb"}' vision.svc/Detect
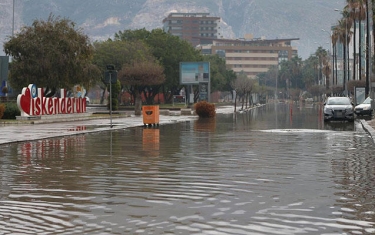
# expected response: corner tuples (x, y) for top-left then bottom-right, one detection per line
(360, 119), (375, 143)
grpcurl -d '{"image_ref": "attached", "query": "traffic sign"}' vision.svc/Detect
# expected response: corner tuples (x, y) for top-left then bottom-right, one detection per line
(104, 71), (117, 84)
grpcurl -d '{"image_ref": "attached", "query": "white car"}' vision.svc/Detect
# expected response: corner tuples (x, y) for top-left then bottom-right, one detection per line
(354, 97), (372, 116)
(323, 97), (354, 122)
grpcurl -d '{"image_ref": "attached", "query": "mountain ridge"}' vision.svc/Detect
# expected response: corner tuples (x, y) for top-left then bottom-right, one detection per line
(0, 0), (346, 59)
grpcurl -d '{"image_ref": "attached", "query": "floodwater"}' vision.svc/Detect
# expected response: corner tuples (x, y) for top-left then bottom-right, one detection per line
(1, 103), (375, 234)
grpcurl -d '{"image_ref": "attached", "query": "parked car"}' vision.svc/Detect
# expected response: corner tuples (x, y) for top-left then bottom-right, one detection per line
(323, 97), (354, 122)
(354, 97), (373, 116)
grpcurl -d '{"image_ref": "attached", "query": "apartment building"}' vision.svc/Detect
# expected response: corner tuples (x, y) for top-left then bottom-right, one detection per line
(162, 13), (221, 47)
(197, 36), (299, 79)
(162, 12), (298, 79)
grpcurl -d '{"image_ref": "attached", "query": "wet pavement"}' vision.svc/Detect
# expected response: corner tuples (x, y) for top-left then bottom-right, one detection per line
(1, 104), (374, 145)
(1, 103), (375, 234)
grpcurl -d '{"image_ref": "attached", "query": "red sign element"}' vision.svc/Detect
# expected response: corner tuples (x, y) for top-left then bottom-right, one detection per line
(19, 87), (32, 115)
(17, 84), (87, 117)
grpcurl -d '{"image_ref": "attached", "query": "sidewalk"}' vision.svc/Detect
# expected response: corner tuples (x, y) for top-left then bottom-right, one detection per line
(0, 111), (197, 145)
(0, 105), (238, 145)
(360, 118), (375, 141)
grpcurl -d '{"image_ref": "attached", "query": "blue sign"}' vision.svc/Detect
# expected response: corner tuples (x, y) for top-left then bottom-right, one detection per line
(180, 62), (210, 85)
(0, 56), (9, 96)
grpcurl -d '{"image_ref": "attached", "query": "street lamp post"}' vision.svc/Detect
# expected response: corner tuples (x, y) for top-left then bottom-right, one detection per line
(12, 0), (15, 37)
(106, 65), (116, 128)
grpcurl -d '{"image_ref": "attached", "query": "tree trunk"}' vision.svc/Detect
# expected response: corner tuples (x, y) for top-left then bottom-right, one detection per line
(353, 20), (357, 81)
(245, 93), (248, 109)
(234, 91), (237, 112)
(335, 45), (338, 85)
(359, 19), (363, 80)
(342, 43), (346, 92)
(134, 88), (142, 116)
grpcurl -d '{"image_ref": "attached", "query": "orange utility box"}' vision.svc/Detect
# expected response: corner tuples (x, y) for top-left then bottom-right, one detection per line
(142, 105), (160, 126)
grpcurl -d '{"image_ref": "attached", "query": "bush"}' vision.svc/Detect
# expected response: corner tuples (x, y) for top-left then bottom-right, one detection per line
(2, 103), (20, 119)
(107, 98), (119, 111)
(194, 101), (216, 118)
(0, 103), (5, 119)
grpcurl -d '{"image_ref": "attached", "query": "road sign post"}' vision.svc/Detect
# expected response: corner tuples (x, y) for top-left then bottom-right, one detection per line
(105, 65), (117, 128)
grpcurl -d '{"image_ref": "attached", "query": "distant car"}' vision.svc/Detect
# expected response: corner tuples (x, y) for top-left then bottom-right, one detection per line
(323, 97), (354, 122)
(85, 96), (90, 105)
(354, 97), (373, 116)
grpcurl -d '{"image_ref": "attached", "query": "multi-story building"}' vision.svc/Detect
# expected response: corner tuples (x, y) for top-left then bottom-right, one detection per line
(197, 35), (299, 79)
(162, 13), (221, 47)
(163, 13), (298, 79)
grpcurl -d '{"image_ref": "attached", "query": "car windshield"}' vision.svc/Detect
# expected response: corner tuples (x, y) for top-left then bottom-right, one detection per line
(326, 97), (351, 105)
(362, 97), (372, 104)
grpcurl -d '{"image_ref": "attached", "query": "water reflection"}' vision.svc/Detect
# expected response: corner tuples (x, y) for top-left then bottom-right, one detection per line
(0, 103), (374, 234)
(324, 121), (355, 131)
(142, 127), (160, 157)
(224, 102), (356, 132)
(18, 135), (87, 159)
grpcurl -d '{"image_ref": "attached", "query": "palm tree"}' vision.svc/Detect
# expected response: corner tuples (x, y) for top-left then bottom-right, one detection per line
(337, 13), (352, 94)
(336, 19), (347, 91)
(331, 27), (340, 85)
(347, 0), (366, 81)
(343, 10), (353, 85)
(365, 0), (372, 96)
(356, 0), (366, 80)
(315, 47), (327, 86)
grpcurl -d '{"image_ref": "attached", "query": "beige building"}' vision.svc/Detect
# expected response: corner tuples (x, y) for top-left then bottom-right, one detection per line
(162, 12), (299, 79)
(197, 36), (299, 79)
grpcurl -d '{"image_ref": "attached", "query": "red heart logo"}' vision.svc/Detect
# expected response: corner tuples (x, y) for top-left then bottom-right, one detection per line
(19, 88), (31, 115)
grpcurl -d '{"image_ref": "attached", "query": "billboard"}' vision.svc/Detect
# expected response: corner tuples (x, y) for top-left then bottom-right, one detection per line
(180, 62), (210, 85)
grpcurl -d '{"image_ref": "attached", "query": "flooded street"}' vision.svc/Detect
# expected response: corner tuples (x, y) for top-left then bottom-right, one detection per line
(1, 103), (375, 234)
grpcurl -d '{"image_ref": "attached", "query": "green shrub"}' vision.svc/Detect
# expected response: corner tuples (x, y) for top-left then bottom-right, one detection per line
(107, 98), (119, 111)
(194, 101), (216, 118)
(2, 103), (21, 119)
(0, 103), (5, 119)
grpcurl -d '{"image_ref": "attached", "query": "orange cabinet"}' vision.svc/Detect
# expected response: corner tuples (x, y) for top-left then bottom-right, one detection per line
(142, 105), (159, 125)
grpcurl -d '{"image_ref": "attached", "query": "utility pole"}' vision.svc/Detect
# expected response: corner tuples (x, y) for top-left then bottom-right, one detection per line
(12, 0), (15, 37)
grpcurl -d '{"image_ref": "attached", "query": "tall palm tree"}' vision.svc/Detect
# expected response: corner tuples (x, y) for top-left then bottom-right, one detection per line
(356, 0), (366, 81)
(365, 0), (372, 96)
(343, 10), (353, 84)
(336, 10), (353, 94)
(337, 19), (348, 91)
(315, 47), (327, 86)
(290, 56), (303, 89)
(331, 27), (340, 85)
(347, 0), (366, 81)
(346, 2), (356, 81)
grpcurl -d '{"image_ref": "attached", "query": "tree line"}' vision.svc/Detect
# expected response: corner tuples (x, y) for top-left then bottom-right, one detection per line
(3, 15), (237, 114)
